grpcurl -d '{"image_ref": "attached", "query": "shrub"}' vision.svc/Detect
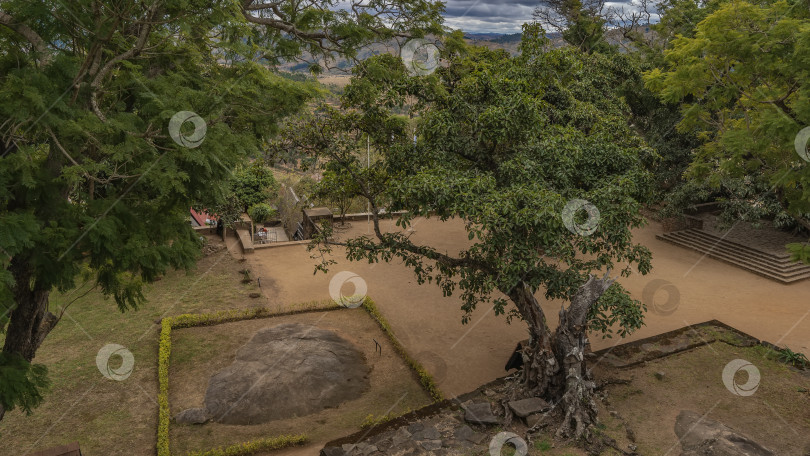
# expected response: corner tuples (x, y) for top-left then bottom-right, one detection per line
(186, 434), (307, 456)
(248, 203), (276, 224)
(361, 297), (444, 402)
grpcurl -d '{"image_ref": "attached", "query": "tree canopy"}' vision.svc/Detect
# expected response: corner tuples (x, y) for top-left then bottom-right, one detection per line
(645, 0), (810, 258)
(0, 0), (444, 420)
(232, 163), (280, 212)
(279, 24), (654, 439)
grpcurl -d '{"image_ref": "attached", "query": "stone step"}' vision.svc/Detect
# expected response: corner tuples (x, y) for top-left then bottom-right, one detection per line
(659, 233), (810, 281)
(680, 229), (797, 264)
(656, 230), (810, 284)
(665, 230), (809, 272)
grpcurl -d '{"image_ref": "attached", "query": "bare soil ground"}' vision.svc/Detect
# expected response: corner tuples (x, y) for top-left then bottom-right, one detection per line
(169, 308), (432, 455)
(244, 217), (810, 399)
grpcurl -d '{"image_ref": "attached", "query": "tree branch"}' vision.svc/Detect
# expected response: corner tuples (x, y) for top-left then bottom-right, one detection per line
(0, 10), (51, 65)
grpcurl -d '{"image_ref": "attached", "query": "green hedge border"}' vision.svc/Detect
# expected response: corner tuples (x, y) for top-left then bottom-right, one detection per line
(360, 298), (444, 402)
(156, 297), (443, 455)
(186, 434), (308, 456)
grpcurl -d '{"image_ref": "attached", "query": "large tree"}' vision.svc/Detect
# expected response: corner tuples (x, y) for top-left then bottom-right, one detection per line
(0, 0), (443, 420)
(279, 25), (653, 440)
(645, 0), (810, 259)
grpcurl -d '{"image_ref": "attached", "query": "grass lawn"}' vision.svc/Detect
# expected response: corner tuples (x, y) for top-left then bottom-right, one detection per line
(1, 235), (268, 455)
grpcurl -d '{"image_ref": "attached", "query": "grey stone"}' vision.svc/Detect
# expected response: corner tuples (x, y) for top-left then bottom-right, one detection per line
(173, 407), (209, 425)
(322, 447), (346, 456)
(419, 440), (443, 451)
(342, 444), (357, 454)
(407, 422), (424, 433)
(655, 371), (665, 380)
(414, 425), (440, 441)
(392, 427), (412, 447)
(675, 410), (774, 456)
(508, 397), (550, 418)
(454, 424), (487, 444)
(454, 425), (474, 441)
(204, 323), (370, 424)
(526, 412), (550, 429)
(356, 443), (377, 456)
(464, 402), (499, 425)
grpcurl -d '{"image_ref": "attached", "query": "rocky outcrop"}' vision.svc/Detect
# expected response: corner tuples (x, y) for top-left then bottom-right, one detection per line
(675, 410), (774, 456)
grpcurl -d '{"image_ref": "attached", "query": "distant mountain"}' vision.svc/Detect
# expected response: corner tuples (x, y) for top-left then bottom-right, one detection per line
(280, 30), (570, 75)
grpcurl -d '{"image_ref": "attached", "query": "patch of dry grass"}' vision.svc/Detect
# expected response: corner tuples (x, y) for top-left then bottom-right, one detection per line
(0, 236), (265, 455)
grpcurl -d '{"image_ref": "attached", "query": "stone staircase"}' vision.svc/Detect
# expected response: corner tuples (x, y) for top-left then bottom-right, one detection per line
(656, 228), (810, 284)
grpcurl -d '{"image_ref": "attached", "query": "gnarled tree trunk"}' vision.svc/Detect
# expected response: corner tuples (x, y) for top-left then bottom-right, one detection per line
(0, 256), (58, 422)
(507, 281), (557, 398)
(507, 274), (614, 440)
(552, 274), (614, 439)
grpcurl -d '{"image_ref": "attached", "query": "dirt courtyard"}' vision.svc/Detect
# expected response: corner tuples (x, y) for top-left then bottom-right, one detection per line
(241, 217), (810, 398)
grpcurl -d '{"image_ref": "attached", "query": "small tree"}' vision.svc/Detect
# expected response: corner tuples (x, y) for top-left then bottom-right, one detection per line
(232, 164), (280, 213)
(286, 25), (653, 440)
(248, 203), (277, 224)
(317, 165), (363, 224)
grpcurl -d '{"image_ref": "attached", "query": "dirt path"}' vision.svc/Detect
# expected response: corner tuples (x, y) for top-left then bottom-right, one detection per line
(243, 217), (810, 398)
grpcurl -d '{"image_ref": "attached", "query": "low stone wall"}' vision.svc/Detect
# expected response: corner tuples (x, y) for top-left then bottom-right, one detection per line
(253, 240), (310, 249)
(661, 215), (703, 232)
(192, 225), (216, 235)
(236, 229), (254, 254)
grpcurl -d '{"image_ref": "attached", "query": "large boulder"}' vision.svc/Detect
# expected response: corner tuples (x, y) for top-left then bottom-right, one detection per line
(675, 410), (774, 456)
(203, 323), (370, 424)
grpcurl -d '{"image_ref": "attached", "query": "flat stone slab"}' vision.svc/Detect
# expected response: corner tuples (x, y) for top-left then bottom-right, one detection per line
(203, 323), (370, 424)
(508, 397), (550, 418)
(675, 410), (774, 456)
(413, 425), (440, 441)
(454, 424), (487, 444)
(391, 427), (412, 446)
(464, 402), (499, 425)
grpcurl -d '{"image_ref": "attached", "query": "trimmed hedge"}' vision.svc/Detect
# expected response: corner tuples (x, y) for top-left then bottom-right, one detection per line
(156, 296), (443, 455)
(158, 319), (172, 456)
(156, 301), (336, 456)
(361, 297), (445, 402)
(186, 434), (307, 456)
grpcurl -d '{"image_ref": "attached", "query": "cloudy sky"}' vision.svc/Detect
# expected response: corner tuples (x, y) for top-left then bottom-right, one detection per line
(443, 0), (638, 34)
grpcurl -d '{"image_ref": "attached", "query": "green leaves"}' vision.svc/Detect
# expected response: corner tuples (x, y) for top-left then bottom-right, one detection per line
(297, 29), (653, 336)
(646, 0), (810, 241)
(231, 164), (280, 212)
(0, 0), (445, 416)
(0, 353), (50, 416)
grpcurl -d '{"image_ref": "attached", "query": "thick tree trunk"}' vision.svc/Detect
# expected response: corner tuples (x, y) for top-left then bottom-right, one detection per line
(507, 282), (557, 397)
(0, 257), (58, 422)
(3, 258), (55, 361)
(508, 275), (614, 440)
(552, 274), (614, 439)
